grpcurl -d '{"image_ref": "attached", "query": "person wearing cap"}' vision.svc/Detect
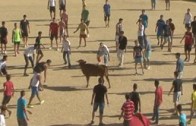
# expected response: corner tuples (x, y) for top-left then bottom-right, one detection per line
(35, 31), (45, 64)
(97, 42), (110, 66)
(115, 18), (123, 51)
(117, 31), (127, 67)
(20, 14), (30, 48)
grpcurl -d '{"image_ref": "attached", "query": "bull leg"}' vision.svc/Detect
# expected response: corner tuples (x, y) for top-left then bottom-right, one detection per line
(105, 76), (111, 88)
(86, 76), (90, 88)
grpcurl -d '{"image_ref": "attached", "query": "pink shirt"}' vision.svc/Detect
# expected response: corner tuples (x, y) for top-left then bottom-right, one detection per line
(3, 81), (14, 96)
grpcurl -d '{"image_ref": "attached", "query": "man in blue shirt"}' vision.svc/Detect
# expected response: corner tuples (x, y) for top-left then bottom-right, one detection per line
(17, 90), (32, 126)
(103, 0), (111, 27)
(155, 15), (165, 46)
(175, 53), (184, 79)
(139, 10), (148, 32)
(177, 104), (187, 126)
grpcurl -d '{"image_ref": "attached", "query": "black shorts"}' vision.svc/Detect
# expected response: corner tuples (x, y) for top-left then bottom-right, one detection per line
(104, 14), (110, 21)
(50, 6), (56, 13)
(184, 45), (192, 52)
(50, 34), (58, 41)
(59, 4), (65, 11)
(0, 37), (8, 44)
(22, 31), (28, 37)
(2, 95), (11, 105)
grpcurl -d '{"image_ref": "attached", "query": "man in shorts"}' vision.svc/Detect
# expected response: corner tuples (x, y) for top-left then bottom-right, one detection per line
(139, 9), (148, 32)
(59, 0), (66, 16)
(20, 15), (30, 48)
(17, 90), (32, 126)
(175, 53), (184, 79)
(81, 5), (90, 26)
(165, 0), (170, 10)
(155, 15), (165, 46)
(27, 72), (45, 108)
(161, 20), (172, 52)
(48, 0), (56, 19)
(90, 77), (109, 125)
(35, 31), (45, 64)
(168, 18), (175, 44)
(137, 19), (145, 49)
(103, 0), (111, 27)
(130, 83), (141, 113)
(168, 72), (183, 114)
(23, 45), (36, 76)
(49, 18), (59, 50)
(191, 16), (196, 63)
(183, 8), (192, 29)
(0, 21), (8, 54)
(115, 18), (123, 51)
(188, 84), (196, 124)
(180, 27), (193, 62)
(60, 10), (69, 37)
(2, 74), (14, 117)
(12, 23), (21, 57)
(34, 59), (52, 83)
(59, 18), (66, 43)
(73, 19), (89, 47)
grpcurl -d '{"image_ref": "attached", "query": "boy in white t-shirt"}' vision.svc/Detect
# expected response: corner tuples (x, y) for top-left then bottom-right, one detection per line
(0, 106), (6, 126)
(61, 35), (71, 68)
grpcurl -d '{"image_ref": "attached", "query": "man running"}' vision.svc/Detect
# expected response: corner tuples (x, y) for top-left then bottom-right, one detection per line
(0, 21), (8, 54)
(103, 0), (111, 27)
(20, 15), (30, 48)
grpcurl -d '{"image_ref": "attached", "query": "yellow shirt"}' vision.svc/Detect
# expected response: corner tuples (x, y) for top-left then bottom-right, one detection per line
(192, 91), (196, 109)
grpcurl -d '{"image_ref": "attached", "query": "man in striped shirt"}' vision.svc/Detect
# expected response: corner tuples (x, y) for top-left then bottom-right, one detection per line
(119, 94), (135, 126)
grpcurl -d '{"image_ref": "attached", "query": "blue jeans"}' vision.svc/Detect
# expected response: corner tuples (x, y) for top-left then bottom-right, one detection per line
(152, 105), (159, 123)
(63, 51), (71, 66)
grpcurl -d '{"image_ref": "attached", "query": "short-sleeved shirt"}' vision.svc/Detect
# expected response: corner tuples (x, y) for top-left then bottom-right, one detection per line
(35, 37), (41, 49)
(155, 86), (163, 106)
(138, 24), (144, 36)
(179, 113), (187, 126)
(103, 4), (110, 15)
(93, 84), (107, 103)
(191, 21), (196, 34)
(184, 13), (192, 24)
(121, 100), (135, 121)
(156, 19), (165, 33)
(34, 62), (46, 73)
(78, 23), (88, 35)
(0, 60), (6, 71)
(118, 36), (127, 50)
(169, 22), (175, 31)
(139, 14), (148, 28)
(98, 45), (109, 56)
(173, 79), (182, 92)
(50, 22), (59, 35)
(20, 20), (29, 33)
(163, 24), (171, 37)
(49, 0), (56, 7)
(0, 27), (8, 38)
(61, 13), (68, 26)
(62, 39), (71, 52)
(184, 31), (193, 45)
(31, 73), (40, 87)
(130, 91), (140, 112)
(116, 23), (123, 35)
(81, 9), (89, 22)
(3, 81), (14, 96)
(17, 97), (27, 119)
(176, 58), (184, 72)
(134, 46), (142, 58)
(24, 46), (35, 57)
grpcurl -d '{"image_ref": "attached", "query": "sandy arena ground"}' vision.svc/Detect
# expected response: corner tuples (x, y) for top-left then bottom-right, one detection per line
(0, 0), (196, 125)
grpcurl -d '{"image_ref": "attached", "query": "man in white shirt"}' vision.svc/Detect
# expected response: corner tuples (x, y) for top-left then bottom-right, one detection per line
(138, 19), (145, 49)
(0, 106), (6, 126)
(23, 46), (35, 76)
(28, 73), (44, 108)
(115, 18), (123, 51)
(0, 55), (7, 76)
(183, 8), (192, 29)
(61, 35), (71, 68)
(48, 0), (56, 19)
(97, 42), (110, 66)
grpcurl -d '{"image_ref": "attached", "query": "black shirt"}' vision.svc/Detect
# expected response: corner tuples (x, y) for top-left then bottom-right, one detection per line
(93, 84), (107, 103)
(134, 46), (142, 58)
(34, 62), (46, 73)
(20, 20), (29, 32)
(191, 21), (196, 34)
(118, 36), (127, 50)
(130, 91), (140, 112)
(35, 37), (41, 49)
(0, 27), (8, 38)
(173, 79), (182, 92)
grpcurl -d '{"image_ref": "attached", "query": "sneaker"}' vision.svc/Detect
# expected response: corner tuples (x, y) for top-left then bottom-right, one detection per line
(40, 100), (45, 105)
(28, 105), (34, 108)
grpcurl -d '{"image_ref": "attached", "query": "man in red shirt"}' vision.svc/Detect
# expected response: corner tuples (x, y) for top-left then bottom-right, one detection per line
(2, 74), (14, 117)
(119, 94), (135, 126)
(152, 80), (163, 125)
(49, 18), (59, 50)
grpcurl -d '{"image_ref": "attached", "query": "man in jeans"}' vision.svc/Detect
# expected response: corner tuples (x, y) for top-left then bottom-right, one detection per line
(152, 80), (163, 125)
(175, 53), (184, 79)
(119, 94), (135, 126)
(191, 16), (196, 63)
(168, 72), (183, 114)
(90, 77), (109, 125)
(117, 31), (127, 67)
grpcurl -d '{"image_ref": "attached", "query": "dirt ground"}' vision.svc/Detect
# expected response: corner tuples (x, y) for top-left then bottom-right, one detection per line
(0, 0), (196, 125)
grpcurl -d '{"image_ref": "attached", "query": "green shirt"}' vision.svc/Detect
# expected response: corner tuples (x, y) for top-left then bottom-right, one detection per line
(81, 9), (89, 22)
(13, 28), (21, 42)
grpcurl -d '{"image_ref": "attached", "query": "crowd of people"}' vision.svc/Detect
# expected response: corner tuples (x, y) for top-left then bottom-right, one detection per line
(0, 0), (196, 126)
